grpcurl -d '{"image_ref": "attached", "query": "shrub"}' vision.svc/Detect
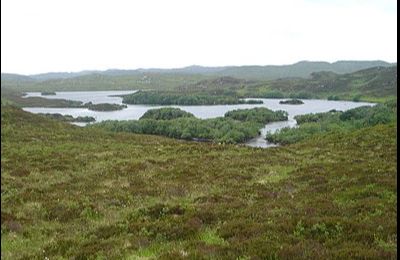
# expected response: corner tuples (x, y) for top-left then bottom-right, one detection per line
(140, 107), (195, 120)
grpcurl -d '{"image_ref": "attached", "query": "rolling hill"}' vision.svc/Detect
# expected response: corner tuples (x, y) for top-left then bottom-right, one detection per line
(237, 65), (397, 101)
(1, 104), (396, 259)
(1, 60), (393, 87)
(1, 61), (396, 103)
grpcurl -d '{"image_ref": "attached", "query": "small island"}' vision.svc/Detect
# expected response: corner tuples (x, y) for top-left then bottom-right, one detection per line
(122, 90), (263, 105)
(90, 107), (289, 144)
(140, 107), (195, 120)
(279, 99), (304, 105)
(74, 116), (96, 123)
(84, 102), (127, 111)
(41, 91), (57, 96)
(224, 107), (288, 124)
(244, 99), (264, 104)
(39, 113), (96, 123)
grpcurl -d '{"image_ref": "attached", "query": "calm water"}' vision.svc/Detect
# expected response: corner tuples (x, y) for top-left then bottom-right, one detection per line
(24, 90), (137, 104)
(23, 91), (374, 148)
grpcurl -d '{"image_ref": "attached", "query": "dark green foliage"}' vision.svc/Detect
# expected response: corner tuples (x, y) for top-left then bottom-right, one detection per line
(267, 101), (397, 144)
(339, 106), (372, 121)
(224, 107), (288, 124)
(90, 117), (263, 144)
(244, 99), (264, 104)
(41, 91), (56, 95)
(327, 95), (340, 100)
(122, 91), (262, 105)
(384, 98), (397, 110)
(39, 113), (95, 123)
(294, 111), (341, 124)
(74, 116), (96, 123)
(339, 104), (395, 125)
(85, 102), (127, 111)
(92, 107), (290, 143)
(279, 99), (304, 105)
(140, 107), (195, 120)
(352, 94), (362, 102)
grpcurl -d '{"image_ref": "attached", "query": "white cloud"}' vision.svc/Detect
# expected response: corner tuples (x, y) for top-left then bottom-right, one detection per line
(1, 0), (397, 74)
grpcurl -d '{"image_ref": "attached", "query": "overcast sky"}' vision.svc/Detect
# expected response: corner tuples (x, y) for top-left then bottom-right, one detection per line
(1, 0), (397, 75)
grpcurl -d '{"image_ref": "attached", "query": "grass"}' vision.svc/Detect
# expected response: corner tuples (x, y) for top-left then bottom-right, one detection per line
(266, 102), (396, 145)
(199, 228), (229, 246)
(1, 105), (397, 259)
(255, 165), (294, 184)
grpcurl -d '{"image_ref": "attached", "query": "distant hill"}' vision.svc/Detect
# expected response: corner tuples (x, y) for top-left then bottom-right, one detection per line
(212, 60), (393, 80)
(176, 76), (257, 94)
(1, 73), (35, 82)
(2, 60), (393, 82)
(29, 71), (99, 81)
(101, 60), (393, 80)
(1, 61), (396, 100)
(251, 65), (397, 101)
(1, 72), (212, 92)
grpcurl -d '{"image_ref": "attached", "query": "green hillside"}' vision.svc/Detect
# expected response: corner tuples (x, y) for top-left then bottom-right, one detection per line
(210, 60), (393, 80)
(1, 65), (397, 107)
(238, 66), (397, 102)
(1, 105), (396, 259)
(1, 60), (394, 93)
(1, 73), (213, 92)
(1, 73), (35, 82)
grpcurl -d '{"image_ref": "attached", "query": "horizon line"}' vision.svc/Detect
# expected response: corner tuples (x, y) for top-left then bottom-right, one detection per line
(1, 59), (397, 76)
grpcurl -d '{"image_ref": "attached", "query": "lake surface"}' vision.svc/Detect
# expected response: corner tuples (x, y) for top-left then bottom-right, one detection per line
(25, 90), (137, 104)
(23, 91), (374, 148)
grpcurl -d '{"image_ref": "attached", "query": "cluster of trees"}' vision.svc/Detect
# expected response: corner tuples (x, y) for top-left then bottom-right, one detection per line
(224, 107), (288, 124)
(352, 95), (362, 102)
(91, 117), (262, 144)
(91, 107), (290, 143)
(294, 110), (341, 124)
(84, 102), (127, 111)
(74, 116), (96, 123)
(339, 104), (394, 125)
(140, 107), (195, 120)
(266, 101), (396, 145)
(328, 94), (362, 102)
(41, 91), (56, 95)
(39, 113), (95, 123)
(122, 91), (263, 105)
(327, 95), (340, 100)
(279, 99), (304, 105)
(244, 99), (265, 104)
